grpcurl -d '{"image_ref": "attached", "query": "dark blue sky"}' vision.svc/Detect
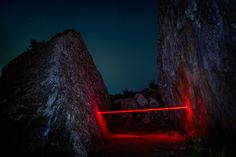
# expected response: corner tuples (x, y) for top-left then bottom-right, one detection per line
(0, 0), (159, 94)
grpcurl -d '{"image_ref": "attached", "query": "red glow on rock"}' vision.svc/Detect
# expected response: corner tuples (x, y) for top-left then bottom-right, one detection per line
(184, 90), (196, 136)
(94, 105), (109, 137)
(99, 106), (187, 115)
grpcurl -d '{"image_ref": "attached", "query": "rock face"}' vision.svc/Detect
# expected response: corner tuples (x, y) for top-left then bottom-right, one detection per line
(158, 0), (236, 138)
(0, 30), (110, 157)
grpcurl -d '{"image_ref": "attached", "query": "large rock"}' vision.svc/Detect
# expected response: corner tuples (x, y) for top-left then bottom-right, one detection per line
(158, 0), (236, 139)
(0, 30), (110, 157)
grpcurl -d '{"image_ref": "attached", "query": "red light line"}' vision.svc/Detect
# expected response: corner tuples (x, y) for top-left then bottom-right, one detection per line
(109, 132), (186, 141)
(99, 106), (187, 115)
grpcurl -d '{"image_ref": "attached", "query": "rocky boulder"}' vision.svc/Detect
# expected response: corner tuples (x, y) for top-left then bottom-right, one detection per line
(158, 0), (236, 139)
(0, 30), (110, 157)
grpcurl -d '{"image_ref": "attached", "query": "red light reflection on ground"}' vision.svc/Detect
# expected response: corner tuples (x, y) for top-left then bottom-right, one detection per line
(109, 132), (186, 142)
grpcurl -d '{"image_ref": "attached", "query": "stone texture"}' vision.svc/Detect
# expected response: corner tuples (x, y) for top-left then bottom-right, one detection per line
(0, 30), (110, 157)
(158, 0), (236, 138)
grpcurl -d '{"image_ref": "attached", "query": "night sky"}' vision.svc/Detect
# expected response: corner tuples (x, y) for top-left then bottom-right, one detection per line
(0, 0), (159, 94)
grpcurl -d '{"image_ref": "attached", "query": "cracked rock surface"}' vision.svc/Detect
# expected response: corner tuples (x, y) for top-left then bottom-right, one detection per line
(0, 30), (110, 157)
(158, 0), (236, 138)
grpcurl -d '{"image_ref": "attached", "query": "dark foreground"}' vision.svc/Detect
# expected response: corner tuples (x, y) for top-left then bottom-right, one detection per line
(95, 132), (236, 157)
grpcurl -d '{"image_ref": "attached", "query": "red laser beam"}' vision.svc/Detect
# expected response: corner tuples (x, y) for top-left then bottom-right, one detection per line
(99, 106), (187, 115)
